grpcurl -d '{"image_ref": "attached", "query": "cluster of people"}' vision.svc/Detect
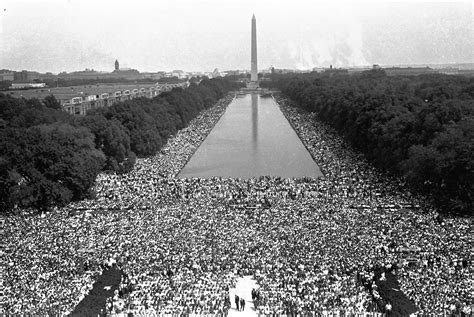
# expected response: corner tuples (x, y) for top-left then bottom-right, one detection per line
(234, 295), (246, 311)
(1, 94), (472, 316)
(274, 97), (473, 316)
(1, 95), (234, 316)
(2, 211), (101, 315)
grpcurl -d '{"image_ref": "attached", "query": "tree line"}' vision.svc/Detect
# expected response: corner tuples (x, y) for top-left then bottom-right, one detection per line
(0, 78), (240, 212)
(265, 70), (473, 215)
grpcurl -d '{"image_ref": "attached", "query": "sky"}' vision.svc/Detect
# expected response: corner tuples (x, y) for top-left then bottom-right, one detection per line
(0, 0), (472, 73)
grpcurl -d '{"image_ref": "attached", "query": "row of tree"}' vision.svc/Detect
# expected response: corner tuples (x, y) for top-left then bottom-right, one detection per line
(0, 78), (240, 212)
(266, 70), (473, 215)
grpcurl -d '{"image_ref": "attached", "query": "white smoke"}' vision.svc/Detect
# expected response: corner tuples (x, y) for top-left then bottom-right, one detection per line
(282, 5), (369, 69)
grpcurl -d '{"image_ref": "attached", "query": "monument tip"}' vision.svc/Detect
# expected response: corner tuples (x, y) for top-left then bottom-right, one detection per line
(252, 14), (255, 19)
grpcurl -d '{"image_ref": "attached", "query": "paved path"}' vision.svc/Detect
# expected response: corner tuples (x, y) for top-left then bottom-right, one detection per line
(70, 266), (122, 316)
(228, 275), (259, 317)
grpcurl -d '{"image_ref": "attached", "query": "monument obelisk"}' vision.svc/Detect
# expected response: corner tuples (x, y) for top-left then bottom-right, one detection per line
(249, 14), (259, 87)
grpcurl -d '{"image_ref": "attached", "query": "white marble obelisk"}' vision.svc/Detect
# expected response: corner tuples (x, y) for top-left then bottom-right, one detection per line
(250, 14), (258, 84)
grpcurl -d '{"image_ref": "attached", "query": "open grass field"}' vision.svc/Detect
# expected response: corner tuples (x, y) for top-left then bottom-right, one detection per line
(4, 83), (157, 102)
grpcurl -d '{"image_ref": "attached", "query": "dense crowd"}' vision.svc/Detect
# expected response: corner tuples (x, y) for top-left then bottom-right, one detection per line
(276, 97), (472, 315)
(1, 94), (472, 316)
(1, 95), (234, 315)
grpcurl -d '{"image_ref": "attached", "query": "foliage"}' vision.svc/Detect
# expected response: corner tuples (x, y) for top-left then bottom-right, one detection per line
(89, 78), (240, 157)
(0, 80), (13, 91)
(0, 78), (239, 212)
(0, 123), (105, 211)
(74, 115), (136, 173)
(270, 72), (473, 215)
(0, 93), (71, 127)
(43, 94), (62, 110)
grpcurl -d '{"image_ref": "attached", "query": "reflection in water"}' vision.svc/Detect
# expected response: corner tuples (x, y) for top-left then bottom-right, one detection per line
(251, 93), (258, 151)
(178, 94), (322, 178)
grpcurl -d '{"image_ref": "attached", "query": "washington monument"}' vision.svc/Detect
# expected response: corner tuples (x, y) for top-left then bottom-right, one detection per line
(250, 14), (258, 86)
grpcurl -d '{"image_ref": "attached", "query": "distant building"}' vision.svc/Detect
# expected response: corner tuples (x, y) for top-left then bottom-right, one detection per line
(14, 70), (28, 82)
(40, 72), (58, 80)
(5, 64), (189, 83)
(212, 68), (224, 78)
(112, 69), (141, 80)
(11, 83), (46, 89)
(0, 70), (14, 81)
(172, 70), (188, 79)
(324, 66), (349, 76)
(58, 69), (105, 80)
(14, 70), (40, 82)
(224, 70), (243, 76)
(14, 71), (28, 82)
(13, 70), (40, 82)
(111, 60), (141, 79)
(141, 72), (165, 80)
(61, 81), (190, 115)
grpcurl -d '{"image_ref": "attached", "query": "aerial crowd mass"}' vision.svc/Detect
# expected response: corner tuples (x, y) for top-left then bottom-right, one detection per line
(2, 94), (472, 316)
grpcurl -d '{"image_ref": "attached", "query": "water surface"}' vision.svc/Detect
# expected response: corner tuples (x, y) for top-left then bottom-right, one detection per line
(179, 93), (322, 178)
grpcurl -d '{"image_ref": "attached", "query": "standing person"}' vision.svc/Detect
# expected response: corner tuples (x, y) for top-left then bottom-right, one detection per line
(235, 295), (240, 311)
(240, 298), (245, 311)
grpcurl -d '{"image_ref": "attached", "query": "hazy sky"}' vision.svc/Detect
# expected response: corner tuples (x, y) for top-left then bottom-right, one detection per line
(0, 0), (472, 73)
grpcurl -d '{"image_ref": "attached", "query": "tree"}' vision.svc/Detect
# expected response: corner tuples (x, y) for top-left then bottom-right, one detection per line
(75, 115), (136, 173)
(43, 94), (62, 110)
(0, 123), (105, 212)
(276, 72), (473, 215)
(0, 77), (240, 212)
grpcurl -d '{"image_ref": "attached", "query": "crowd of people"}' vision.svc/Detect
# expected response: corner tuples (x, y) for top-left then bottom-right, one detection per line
(1, 94), (472, 316)
(1, 95), (234, 315)
(275, 97), (472, 315)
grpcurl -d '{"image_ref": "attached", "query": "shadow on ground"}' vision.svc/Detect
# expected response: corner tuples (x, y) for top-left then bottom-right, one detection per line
(70, 266), (122, 316)
(374, 268), (418, 316)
